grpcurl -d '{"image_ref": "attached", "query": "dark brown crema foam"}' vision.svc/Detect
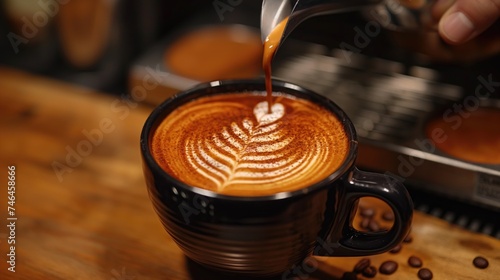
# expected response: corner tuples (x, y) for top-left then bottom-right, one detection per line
(151, 92), (349, 196)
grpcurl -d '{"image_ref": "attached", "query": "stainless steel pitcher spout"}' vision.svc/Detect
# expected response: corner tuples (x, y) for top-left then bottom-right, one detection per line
(261, 0), (435, 46)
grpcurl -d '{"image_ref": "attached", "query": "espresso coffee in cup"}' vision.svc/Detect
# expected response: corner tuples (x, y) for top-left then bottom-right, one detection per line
(141, 80), (413, 277)
(151, 92), (348, 196)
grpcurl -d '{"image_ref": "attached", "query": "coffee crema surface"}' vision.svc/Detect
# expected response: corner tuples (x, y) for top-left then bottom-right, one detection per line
(152, 92), (349, 196)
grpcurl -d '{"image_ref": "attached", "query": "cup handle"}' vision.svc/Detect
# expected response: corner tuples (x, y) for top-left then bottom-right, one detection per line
(315, 168), (413, 256)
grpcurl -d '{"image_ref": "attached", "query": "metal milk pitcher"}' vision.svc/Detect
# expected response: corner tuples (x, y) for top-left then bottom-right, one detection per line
(261, 0), (435, 44)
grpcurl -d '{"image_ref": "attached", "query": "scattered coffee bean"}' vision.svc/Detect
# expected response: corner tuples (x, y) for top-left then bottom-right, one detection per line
(359, 218), (370, 229)
(341, 271), (358, 280)
(360, 207), (375, 218)
(473, 256), (489, 269)
(368, 220), (381, 232)
(353, 258), (371, 273)
(379, 260), (398, 275)
(418, 268), (433, 280)
(403, 234), (413, 243)
(408, 256), (423, 268)
(389, 244), (402, 254)
(362, 266), (377, 278)
(382, 210), (395, 221)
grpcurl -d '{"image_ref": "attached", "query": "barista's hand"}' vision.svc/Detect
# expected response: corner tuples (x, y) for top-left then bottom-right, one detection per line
(435, 0), (500, 44)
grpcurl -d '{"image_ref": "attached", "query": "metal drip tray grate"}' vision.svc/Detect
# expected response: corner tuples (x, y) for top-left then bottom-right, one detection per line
(274, 50), (463, 142)
(273, 44), (500, 210)
(409, 186), (500, 239)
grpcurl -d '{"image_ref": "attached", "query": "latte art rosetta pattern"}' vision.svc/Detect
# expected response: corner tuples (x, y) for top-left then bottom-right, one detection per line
(187, 101), (312, 189)
(152, 93), (349, 196)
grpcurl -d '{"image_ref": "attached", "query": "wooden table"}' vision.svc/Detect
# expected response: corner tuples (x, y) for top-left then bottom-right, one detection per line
(0, 67), (498, 279)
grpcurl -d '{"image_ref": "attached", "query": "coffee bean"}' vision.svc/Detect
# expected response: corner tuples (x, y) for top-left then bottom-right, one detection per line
(473, 256), (489, 269)
(404, 234), (413, 243)
(408, 256), (423, 268)
(379, 260), (398, 275)
(341, 271), (358, 280)
(382, 210), (395, 221)
(359, 218), (370, 230)
(368, 220), (381, 232)
(362, 266), (377, 278)
(353, 258), (371, 273)
(418, 268), (433, 280)
(389, 244), (402, 254)
(360, 207), (375, 218)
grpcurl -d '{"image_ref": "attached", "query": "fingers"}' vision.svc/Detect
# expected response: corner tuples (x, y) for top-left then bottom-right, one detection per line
(438, 0), (500, 44)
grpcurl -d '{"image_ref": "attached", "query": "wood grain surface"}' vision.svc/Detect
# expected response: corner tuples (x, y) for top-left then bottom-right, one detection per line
(0, 67), (498, 280)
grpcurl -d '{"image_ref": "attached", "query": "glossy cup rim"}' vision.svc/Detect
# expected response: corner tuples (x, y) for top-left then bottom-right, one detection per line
(140, 78), (358, 201)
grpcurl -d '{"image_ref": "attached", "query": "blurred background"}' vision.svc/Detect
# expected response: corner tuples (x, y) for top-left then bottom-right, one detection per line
(0, 0), (261, 94)
(1, 0), (499, 97)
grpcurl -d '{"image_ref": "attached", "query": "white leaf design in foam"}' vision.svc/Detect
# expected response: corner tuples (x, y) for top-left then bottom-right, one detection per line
(254, 101), (285, 124)
(185, 101), (320, 192)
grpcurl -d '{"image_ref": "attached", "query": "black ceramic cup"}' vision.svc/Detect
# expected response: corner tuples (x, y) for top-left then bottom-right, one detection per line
(140, 79), (413, 277)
